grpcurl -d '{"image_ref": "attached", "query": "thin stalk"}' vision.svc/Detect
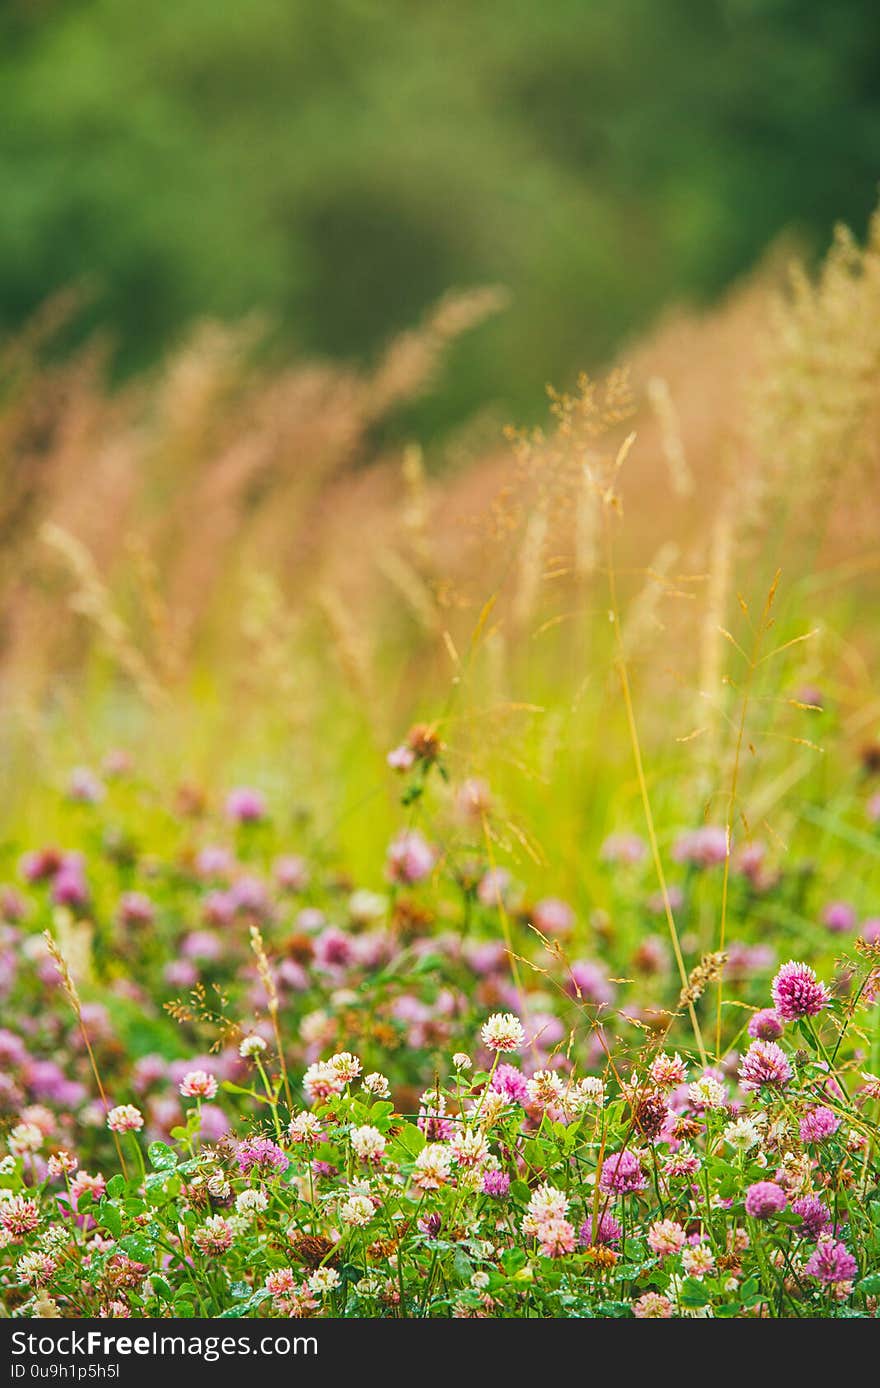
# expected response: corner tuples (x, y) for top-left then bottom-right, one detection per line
(603, 515), (707, 1065)
(715, 571), (780, 1058)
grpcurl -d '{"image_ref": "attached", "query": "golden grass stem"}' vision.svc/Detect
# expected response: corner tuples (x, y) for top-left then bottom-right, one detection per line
(43, 931), (129, 1180)
(602, 513), (708, 1066)
(714, 571), (780, 1058)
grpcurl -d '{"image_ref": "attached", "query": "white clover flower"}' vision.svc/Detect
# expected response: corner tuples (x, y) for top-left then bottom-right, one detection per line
(235, 1189), (269, 1217)
(413, 1143), (453, 1191)
(289, 1111), (323, 1144)
(452, 1053), (472, 1071)
(480, 1013), (524, 1053)
(682, 1244), (716, 1278)
(349, 1125), (386, 1163)
(302, 1061), (345, 1104)
(308, 1267), (341, 1294)
(564, 1077), (605, 1114)
(17, 1251), (56, 1286)
(363, 1072), (391, 1098)
(723, 1114), (765, 1151)
(206, 1173), (231, 1200)
(339, 1194), (375, 1227)
(38, 1226), (69, 1255)
(470, 1270), (490, 1290)
(239, 1035), (268, 1059)
(301, 1011), (336, 1049)
(526, 1070), (565, 1109)
(419, 1089), (448, 1113)
(348, 889), (387, 924)
(355, 1275), (381, 1296)
(521, 1183), (569, 1236)
(9, 1123), (43, 1156)
(192, 1215), (234, 1253)
(687, 1076), (727, 1110)
(106, 1105), (144, 1134)
(329, 1052), (362, 1084)
(449, 1127), (491, 1168)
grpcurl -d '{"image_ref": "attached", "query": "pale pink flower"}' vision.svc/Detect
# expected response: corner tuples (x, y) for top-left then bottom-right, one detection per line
(179, 1070), (218, 1100)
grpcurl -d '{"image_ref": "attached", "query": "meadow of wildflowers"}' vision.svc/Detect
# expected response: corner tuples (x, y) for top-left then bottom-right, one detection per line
(1, 216), (880, 1320)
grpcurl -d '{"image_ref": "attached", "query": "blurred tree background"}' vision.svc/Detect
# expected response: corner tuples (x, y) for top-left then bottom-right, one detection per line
(2, 0), (879, 432)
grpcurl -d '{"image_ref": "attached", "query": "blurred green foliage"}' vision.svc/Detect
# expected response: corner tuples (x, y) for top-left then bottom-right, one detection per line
(2, 0), (879, 428)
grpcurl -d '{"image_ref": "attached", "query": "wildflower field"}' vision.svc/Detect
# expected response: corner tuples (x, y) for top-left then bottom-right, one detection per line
(2, 213), (880, 1323)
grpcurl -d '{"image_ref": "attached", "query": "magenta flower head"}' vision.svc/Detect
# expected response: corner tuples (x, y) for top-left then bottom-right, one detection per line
(225, 788), (267, 825)
(274, 855), (309, 891)
(771, 961), (830, 1021)
(738, 1039), (792, 1093)
(490, 1063), (529, 1106)
(748, 1008), (784, 1041)
(117, 892), (155, 927)
(67, 767), (104, 805)
(566, 959), (615, 1008)
(51, 859), (89, 910)
(792, 1195), (832, 1240)
(481, 1171), (511, 1197)
(822, 901), (856, 934)
(386, 744), (416, 773)
(599, 1150), (648, 1195)
(532, 897), (575, 936)
(745, 1180), (787, 1219)
(196, 845), (233, 879)
(385, 829), (437, 885)
(799, 1106), (840, 1144)
(599, 833), (646, 866)
(20, 847), (65, 883)
(578, 1211), (622, 1247)
(672, 825), (728, 868)
(102, 749), (133, 779)
(236, 1137), (289, 1176)
(477, 867), (513, 907)
(0, 886), (25, 922)
(804, 1236), (857, 1285)
(860, 918), (880, 946)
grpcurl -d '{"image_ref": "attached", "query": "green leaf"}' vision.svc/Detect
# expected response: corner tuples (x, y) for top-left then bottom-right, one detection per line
(148, 1141), (178, 1172)
(96, 1201), (122, 1239)
(679, 1277), (710, 1307)
(222, 1078), (263, 1098)
(502, 1248), (527, 1275)
(393, 1123), (426, 1157)
(218, 1289), (270, 1318)
(412, 953), (444, 974)
(119, 1234), (154, 1263)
